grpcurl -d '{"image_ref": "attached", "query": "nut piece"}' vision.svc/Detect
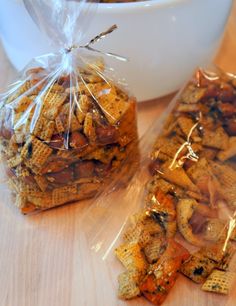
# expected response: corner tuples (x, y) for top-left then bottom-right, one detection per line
(0, 126), (13, 140)
(74, 161), (95, 179)
(69, 131), (88, 149)
(46, 168), (74, 185)
(49, 134), (65, 150)
(218, 83), (234, 102)
(96, 126), (118, 145)
(218, 103), (236, 117)
(5, 167), (16, 179)
(41, 158), (69, 174)
(225, 119), (236, 136)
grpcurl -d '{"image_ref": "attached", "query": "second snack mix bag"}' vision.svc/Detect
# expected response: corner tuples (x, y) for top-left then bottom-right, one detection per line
(84, 68), (236, 306)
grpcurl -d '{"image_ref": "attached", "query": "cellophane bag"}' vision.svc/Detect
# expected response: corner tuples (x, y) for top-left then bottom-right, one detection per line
(84, 68), (236, 306)
(0, 0), (138, 214)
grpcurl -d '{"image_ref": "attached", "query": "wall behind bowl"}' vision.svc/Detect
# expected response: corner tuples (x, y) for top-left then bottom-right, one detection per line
(0, 1), (50, 64)
(0, 0), (233, 101)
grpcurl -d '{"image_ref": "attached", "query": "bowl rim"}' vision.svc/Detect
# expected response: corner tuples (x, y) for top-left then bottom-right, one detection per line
(96, 0), (186, 11)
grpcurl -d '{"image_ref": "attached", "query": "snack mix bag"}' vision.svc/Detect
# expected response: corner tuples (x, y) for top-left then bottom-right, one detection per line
(85, 68), (236, 306)
(0, 0), (138, 214)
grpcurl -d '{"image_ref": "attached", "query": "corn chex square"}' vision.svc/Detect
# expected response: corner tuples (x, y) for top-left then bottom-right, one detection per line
(115, 242), (148, 274)
(34, 175), (48, 192)
(7, 155), (22, 168)
(98, 92), (129, 125)
(118, 271), (140, 300)
(52, 185), (77, 206)
(33, 116), (55, 141)
(123, 224), (151, 248)
(201, 270), (236, 294)
(21, 136), (52, 168)
(42, 92), (67, 120)
(14, 96), (33, 113)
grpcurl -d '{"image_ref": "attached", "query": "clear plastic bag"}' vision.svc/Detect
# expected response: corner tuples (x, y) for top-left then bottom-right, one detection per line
(0, 0), (138, 214)
(84, 68), (236, 306)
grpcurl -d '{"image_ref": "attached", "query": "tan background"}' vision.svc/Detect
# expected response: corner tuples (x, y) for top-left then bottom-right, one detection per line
(0, 1), (236, 306)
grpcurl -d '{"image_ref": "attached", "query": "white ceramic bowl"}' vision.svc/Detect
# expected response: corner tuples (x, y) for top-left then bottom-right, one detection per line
(0, 0), (233, 101)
